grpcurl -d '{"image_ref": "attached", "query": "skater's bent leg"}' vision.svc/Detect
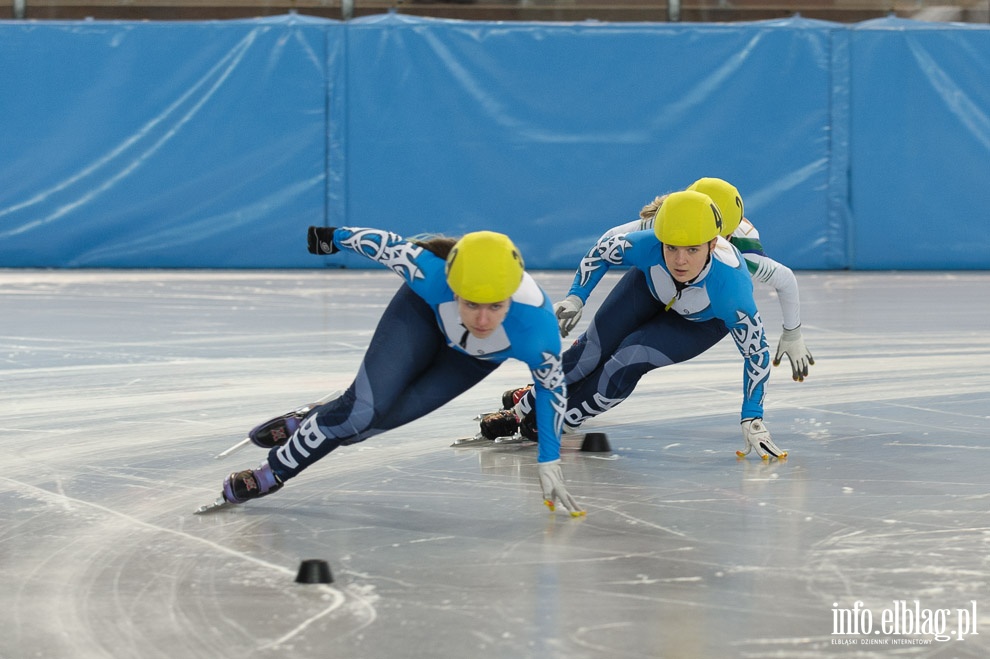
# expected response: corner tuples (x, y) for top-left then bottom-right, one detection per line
(564, 269), (660, 385)
(564, 315), (728, 428)
(563, 340), (664, 427)
(369, 348), (499, 432)
(269, 285), (446, 480)
(516, 270), (658, 417)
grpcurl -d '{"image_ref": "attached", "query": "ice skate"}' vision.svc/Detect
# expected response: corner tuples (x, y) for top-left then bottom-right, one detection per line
(480, 408), (538, 444)
(223, 461), (284, 503)
(501, 385), (532, 410)
(213, 410), (308, 459)
(214, 394), (337, 459)
(451, 409), (525, 448)
(451, 410), (536, 448)
(479, 408), (521, 439)
(194, 461), (284, 514)
(246, 401), (320, 449)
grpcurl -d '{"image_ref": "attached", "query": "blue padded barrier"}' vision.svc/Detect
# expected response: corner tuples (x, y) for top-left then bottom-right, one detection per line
(0, 14), (987, 269)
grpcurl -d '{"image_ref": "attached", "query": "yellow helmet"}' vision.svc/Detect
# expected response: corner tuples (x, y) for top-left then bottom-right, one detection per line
(654, 190), (723, 246)
(445, 231), (525, 303)
(687, 177), (744, 237)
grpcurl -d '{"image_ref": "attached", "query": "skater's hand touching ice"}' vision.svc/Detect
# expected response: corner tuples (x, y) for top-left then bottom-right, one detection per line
(538, 460), (585, 517)
(737, 418), (787, 460)
(773, 326), (814, 382)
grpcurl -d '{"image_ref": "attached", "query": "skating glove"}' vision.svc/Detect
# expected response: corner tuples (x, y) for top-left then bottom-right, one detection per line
(737, 418), (787, 460)
(307, 226), (338, 255)
(553, 295), (584, 338)
(538, 460), (586, 517)
(773, 326), (814, 382)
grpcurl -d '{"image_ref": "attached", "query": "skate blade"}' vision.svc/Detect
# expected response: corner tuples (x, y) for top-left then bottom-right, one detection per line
(193, 496), (233, 514)
(493, 434), (530, 445)
(214, 437), (253, 460)
(451, 435), (494, 447)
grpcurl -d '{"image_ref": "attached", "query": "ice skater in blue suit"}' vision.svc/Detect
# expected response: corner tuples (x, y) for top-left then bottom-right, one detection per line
(493, 189), (787, 460)
(213, 227), (584, 517)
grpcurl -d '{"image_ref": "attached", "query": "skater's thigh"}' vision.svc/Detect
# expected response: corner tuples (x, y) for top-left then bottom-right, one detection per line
(314, 285), (445, 432)
(373, 348), (499, 432)
(622, 313), (728, 365)
(586, 269), (659, 351)
(566, 269), (660, 381)
(355, 284), (448, 402)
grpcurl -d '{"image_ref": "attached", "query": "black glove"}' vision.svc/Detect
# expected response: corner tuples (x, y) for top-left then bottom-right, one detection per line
(307, 226), (338, 255)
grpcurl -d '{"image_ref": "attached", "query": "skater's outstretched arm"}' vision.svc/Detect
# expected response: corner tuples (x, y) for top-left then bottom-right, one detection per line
(731, 219), (814, 382)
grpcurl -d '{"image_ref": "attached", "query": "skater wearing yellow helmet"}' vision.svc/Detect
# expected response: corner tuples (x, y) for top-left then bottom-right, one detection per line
(493, 189), (786, 460)
(206, 226), (583, 517)
(569, 177), (814, 382)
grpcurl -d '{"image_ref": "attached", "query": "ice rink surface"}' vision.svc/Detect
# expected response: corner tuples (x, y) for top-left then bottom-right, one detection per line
(2, 268), (988, 659)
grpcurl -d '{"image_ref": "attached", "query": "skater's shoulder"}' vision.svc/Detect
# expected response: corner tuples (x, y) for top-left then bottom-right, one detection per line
(712, 237), (743, 270)
(510, 273), (546, 307)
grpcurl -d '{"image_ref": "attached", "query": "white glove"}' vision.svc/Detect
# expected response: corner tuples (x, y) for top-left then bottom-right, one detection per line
(538, 460), (586, 517)
(737, 418), (787, 460)
(773, 326), (814, 382)
(553, 295), (584, 338)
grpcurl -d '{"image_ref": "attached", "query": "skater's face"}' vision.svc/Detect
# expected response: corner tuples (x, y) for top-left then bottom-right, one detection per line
(457, 297), (511, 339)
(663, 239), (715, 283)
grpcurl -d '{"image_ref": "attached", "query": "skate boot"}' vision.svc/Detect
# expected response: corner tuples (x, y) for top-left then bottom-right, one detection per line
(222, 461), (284, 504)
(518, 411), (538, 442)
(479, 409), (520, 440)
(248, 402), (321, 449)
(501, 385), (533, 410)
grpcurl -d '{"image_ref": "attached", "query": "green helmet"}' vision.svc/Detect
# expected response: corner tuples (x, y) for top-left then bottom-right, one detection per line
(654, 190), (723, 246)
(687, 177), (744, 237)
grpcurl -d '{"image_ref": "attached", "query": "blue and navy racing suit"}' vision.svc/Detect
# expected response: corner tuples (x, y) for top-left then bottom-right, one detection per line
(268, 227), (567, 482)
(518, 229), (771, 429)
(602, 215), (804, 332)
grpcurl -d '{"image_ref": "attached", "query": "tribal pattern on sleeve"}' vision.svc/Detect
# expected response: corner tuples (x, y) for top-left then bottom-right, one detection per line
(731, 309), (771, 404)
(577, 235), (631, 287)
(533, 350), (568, 438)
(338, 228), (426, 282)
(533, 350), (565, 391)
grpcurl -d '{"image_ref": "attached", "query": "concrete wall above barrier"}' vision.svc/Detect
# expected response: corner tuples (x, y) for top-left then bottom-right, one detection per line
(0, 14), (987, 269)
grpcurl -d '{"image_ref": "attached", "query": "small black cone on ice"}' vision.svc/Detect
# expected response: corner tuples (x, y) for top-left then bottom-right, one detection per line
(296, 559), (333, 584)
(580, 432), (611, 453)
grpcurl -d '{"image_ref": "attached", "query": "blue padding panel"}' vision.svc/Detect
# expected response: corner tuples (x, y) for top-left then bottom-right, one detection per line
(0, 15), (987, 269)
(342, 14), (836, 270)
(848, 18), (990, 269)
(0, 15), (335, 267)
